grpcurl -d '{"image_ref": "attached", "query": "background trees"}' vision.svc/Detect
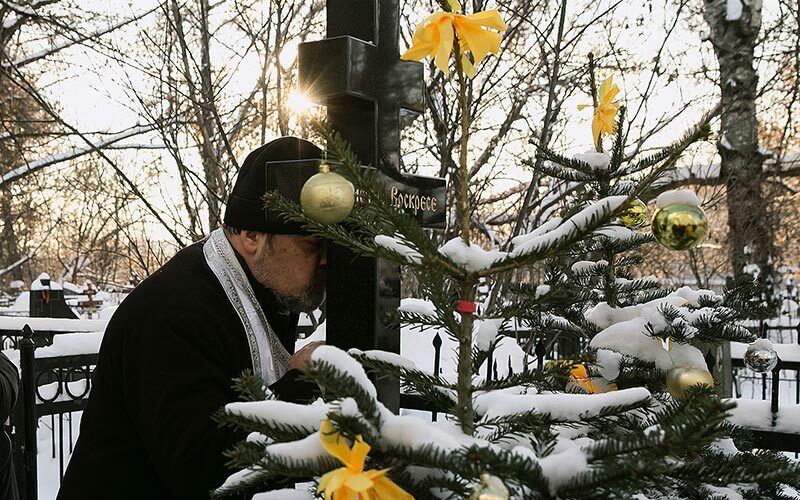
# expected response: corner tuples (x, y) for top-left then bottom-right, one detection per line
(0, 0), (797, 292)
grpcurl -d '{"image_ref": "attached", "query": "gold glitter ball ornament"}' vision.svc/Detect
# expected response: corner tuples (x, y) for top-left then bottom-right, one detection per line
(299, 163), (355, 224)
(618, 198), (648, 228)
(666, 366), (714, 399)
(469, 474), (510, 500)
(651, 203), (708, 250)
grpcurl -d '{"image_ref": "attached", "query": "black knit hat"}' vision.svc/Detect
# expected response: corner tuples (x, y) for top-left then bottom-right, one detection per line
(224, 136), (323, 234)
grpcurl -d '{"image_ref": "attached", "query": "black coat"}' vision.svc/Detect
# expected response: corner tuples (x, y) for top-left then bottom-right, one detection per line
(0, 350), (19, 500)
(0, 350), (18, 423)
(57, 241), (316, 500)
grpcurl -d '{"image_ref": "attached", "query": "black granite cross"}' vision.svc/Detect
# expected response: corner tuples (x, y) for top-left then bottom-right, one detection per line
(298, 0), (437, 411)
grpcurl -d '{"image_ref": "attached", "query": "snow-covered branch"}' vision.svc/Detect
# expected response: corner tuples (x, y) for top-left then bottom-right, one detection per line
(0, 125), (158, 188)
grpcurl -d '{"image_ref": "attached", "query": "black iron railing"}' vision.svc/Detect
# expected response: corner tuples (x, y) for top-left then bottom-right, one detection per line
(9, 325), (97, 500)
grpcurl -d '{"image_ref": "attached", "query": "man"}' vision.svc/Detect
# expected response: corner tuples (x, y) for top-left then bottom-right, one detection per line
(58, 137), (326, 499)
(0, 350), (19, 500)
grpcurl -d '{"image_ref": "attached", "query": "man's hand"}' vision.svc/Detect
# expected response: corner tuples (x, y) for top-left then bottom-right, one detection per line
(287, 341), (324, 372)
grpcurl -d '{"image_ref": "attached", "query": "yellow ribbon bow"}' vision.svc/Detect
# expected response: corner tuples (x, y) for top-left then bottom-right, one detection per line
(569, 363), (597, 394)
(400, 8), (507, 78)
(578, 76), (621, 148)
(317, 419), (414, 500)
(569, 363), (618, 394)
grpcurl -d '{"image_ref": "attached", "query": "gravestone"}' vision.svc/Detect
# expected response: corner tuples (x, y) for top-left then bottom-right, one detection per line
(298, 0), (441, 411)
(29, 273), (77, 319)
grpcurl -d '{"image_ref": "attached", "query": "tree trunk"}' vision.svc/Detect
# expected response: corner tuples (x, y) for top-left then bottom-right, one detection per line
(0, 191), (23, 281)
(703, 0), (773, 280)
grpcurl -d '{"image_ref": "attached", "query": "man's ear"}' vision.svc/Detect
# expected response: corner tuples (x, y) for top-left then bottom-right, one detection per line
(239, 230), (262, 257)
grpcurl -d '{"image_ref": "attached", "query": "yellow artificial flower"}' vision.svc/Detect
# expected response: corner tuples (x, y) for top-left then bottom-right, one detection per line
(569, 363), (618, 394)
(578, 76), (621, 147)
(400, 9), (506, 78)
(317, 419), (414, 500)
(569, 363), (597, 394)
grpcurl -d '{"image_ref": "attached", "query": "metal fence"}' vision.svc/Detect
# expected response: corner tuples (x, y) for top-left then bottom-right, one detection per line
(399, 319), (800, 452)
(8, 325), (97, 500)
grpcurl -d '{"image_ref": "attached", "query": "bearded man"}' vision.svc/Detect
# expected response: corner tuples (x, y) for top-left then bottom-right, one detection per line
(58, 137), (326, 500)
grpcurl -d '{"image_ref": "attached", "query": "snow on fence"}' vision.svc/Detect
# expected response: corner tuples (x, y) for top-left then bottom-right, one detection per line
(398, 319), (800, 452)
(4, 324), (104, 500)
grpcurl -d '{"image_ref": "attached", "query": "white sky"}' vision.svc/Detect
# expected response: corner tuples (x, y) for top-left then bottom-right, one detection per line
(14, 0), (789, 244)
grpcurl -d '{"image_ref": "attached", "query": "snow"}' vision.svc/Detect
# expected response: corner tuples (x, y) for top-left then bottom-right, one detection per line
(571, 260), (608, 274)
(673, 286), (721, 306)
(225, 399), (329, 431)
(726, 399), (800, 433)
(252, 490), (314, 500)
(595, 349), (623, 380)
(573, 151), (611, 170)
(751, 338), (773, 350)
(587, 286), (718, 374)
(401, 323), (528, 380)
(1, 126), (158, 187)
(0, 316), (107, 333)
(3, 332), (103, 368)
(709, 437), (739, 456)
(349, 348), (419, 372)
(511, 442), (590, 496)
(30, 273), (61, 291)
(339, 397), (359, 417)
(590, 318), (671, 370)
(374, 235), (422, 264)
(2, 13), (19, 28)
(585, 295), (687, 330)
(311, 346), (377, 397)
(437, 238), (507, 272)
(98, 306), (118, 320)
(398, 298), (437, 317)
(726, 0), (743, 20)
(217, 468), (263, 492)
(265, 431), (327, 461)
(510, 217), (562, 247)
(512, 196), (628, 257)
(587, 290), (708, 371)
(667, 342), (707, 370)
(380, 413), (481, 452)
(594, 225), (635, 242)
(730, 341), (800, 363)
(474, 387), (651, 421)
(705, 485), (744, 500)
(537, 446), (589, 495)
(720, 133), (734, 150)
(534, 285), (550, 298)
(474, 319), (503, 351)
(655, 189), (700, 209)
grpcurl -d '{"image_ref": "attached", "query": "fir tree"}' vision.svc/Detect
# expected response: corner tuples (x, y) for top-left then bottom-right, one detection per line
(213, 2), (799, 499)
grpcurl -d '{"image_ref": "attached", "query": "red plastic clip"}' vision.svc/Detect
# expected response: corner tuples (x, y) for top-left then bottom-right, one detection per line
(456, 300), (478, 314)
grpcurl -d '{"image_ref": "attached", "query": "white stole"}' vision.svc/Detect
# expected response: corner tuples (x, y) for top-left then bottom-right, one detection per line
(203, 229), (291, 385)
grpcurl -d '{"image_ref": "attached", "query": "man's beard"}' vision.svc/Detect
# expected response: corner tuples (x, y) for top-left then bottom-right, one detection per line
(252, 249), (326, 313)
(274, 269), (326, 313)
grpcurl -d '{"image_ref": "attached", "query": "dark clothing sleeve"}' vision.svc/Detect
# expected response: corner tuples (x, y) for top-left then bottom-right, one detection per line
(58, 242), (318, 500)
(0, 351), (18, 422)
(122, 316), (243, 498)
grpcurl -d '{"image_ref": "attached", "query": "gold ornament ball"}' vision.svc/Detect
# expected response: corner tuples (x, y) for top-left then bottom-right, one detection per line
(651, 203), (708, 250)
(299, 164), (355, 224)
(618, 198), (648, 228)
(469, 474), (509, 500)
(666, 366), (714, 399)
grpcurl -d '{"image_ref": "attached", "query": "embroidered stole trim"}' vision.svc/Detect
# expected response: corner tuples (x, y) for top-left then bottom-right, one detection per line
(203, 229), (290, 385)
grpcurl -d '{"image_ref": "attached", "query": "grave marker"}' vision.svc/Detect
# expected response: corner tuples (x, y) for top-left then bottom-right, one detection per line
(298, 0), (442, 411)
